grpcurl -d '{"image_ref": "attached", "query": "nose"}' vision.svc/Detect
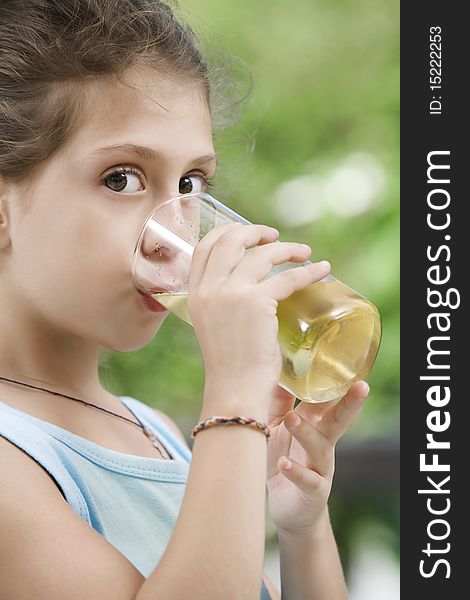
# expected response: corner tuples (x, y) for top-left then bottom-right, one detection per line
(142, 220), (194, 259)
(141, 197), (197, 258)
(135, 197), (196, 294)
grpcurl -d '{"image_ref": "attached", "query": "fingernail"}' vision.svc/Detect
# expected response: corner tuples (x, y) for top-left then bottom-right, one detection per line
(362, 382), (370, 395)
(319, 260), (330, 269)
(280, 458), (292, 470)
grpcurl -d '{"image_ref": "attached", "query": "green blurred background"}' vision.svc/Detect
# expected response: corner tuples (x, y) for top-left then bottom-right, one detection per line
(100, 0), (399, 589)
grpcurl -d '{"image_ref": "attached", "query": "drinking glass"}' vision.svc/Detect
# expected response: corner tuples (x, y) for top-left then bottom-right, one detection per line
(132, 192), (381, 402)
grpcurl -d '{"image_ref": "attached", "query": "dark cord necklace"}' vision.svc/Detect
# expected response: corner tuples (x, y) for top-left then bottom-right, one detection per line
(0, 375), (172, 459)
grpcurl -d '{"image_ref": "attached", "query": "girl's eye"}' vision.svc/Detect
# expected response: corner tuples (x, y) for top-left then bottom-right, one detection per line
(102, 166), (145, 194)
(101, 166), (214, 195)
(179, 173), (214, 195)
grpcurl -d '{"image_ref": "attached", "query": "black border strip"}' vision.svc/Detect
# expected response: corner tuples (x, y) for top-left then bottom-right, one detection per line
(401, 3), (466, 596)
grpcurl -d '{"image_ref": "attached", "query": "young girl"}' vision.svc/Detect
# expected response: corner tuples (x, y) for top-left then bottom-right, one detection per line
(0, 1), (369, 598)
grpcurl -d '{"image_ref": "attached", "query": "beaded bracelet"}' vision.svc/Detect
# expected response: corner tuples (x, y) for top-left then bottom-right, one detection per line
(191, 416), (271, 441)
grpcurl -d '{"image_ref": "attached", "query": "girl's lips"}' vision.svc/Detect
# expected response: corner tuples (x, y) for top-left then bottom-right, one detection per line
(138, 291), (168, 313)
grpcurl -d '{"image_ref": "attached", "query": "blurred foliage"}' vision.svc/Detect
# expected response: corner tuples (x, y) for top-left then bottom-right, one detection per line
(101, 0), (399, 570)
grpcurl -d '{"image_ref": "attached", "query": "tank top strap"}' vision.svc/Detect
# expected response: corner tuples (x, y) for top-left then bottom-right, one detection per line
(118, 396), (192, 464)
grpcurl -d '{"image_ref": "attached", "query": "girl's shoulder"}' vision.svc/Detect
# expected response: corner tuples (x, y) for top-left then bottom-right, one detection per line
(0, 432), (65, 501)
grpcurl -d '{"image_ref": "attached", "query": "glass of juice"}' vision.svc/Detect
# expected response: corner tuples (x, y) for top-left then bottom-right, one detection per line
(132, 192), (381, 402)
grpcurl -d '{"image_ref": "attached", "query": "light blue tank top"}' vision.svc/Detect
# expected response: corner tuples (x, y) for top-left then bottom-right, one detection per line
(0, 396), (271, 599)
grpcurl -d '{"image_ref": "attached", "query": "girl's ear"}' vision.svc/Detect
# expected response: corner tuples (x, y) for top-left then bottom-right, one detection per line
(0, 190), (12, 250)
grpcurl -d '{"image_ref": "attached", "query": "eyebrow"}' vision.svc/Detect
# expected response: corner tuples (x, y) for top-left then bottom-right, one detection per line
(89, 143), (218, 168)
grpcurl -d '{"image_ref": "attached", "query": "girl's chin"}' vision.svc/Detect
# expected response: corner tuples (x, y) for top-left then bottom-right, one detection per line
(107, 318), (167, 353)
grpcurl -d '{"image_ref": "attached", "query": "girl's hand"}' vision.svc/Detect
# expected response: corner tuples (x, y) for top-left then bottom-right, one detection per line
(265, 380), (369, 535)
(188, 223), (330, 401)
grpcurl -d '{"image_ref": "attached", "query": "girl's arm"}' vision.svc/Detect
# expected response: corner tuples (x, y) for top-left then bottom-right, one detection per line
(278, 511), (348, 600)
(137, 382), (272, 600)
(155, 407), (278, 595)
(265, 382), (369, 599)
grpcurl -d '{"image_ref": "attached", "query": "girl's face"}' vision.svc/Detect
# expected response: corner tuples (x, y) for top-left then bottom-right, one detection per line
(3, 70), (216, 352)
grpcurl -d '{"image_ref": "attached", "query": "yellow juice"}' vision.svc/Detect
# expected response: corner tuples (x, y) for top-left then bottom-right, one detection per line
(153, 278), (381, 402)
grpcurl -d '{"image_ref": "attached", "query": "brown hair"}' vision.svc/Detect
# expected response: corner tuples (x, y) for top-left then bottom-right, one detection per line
(0, 0), (248, 187)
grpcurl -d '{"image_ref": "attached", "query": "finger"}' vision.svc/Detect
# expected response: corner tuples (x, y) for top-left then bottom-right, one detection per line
(188, 222), (244, 290)
(230, 241), (312, 284)
(266, 422), (293, 480)
(316, 380), (369, 445)
(295, 397), (338, 427)
(278, 456), (323, 496)
(259, 260), (331, 302)
(203, 224), (280, 282)
(282, 410), (334, 476)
